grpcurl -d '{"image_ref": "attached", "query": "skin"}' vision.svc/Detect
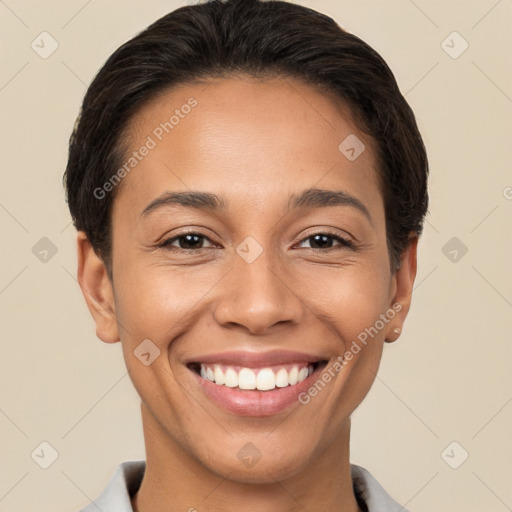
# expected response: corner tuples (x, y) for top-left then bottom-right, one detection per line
(77, 75), (418, 512)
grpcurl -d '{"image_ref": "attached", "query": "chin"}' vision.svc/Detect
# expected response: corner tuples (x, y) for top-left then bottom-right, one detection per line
(197, 442), (315, 484)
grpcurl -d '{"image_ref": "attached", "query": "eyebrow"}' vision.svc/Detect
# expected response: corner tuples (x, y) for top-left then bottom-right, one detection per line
(140, 188), (372, 223)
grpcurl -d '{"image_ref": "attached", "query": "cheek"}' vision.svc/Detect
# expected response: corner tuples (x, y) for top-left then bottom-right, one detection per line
(114, 263), (221, 345)
(295, 261), (392, 336)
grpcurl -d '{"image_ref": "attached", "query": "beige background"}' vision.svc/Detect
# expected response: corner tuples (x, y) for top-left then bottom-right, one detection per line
(1, 0), (511, 511)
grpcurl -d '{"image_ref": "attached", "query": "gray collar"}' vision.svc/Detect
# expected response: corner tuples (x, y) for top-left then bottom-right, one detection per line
(80, 460), (410, 512)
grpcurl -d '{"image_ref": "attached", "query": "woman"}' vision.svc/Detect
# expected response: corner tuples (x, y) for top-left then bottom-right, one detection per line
(64, 0), (428, 510)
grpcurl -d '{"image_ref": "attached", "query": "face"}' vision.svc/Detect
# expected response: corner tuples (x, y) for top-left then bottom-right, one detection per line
(78, 75), (416, 483)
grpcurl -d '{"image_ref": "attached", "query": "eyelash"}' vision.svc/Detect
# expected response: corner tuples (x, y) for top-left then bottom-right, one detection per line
(157, 229), (355, 251)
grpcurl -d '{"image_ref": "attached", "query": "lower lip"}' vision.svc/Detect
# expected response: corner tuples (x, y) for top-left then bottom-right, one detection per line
(188, 364), (326, 417)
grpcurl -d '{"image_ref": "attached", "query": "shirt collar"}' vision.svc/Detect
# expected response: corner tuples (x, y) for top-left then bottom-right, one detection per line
(80, 460), (410, 512)
(351, 463), (411, 512)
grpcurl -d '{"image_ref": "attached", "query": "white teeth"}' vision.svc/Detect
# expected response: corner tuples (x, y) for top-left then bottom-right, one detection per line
(206, 366), (215, 382)
(288, 366), (299, 386)
(256, 368), (275, 390)
(213, 364), (225, 385)
(198, 363), (315, 390)
(224, 368), (238, 388)
(238, 368), (256, 389)
(275, 368), (289, 388)
(297, 367), (308, 383)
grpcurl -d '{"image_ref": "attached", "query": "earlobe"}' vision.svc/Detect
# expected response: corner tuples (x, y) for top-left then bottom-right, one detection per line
(76, 231), (120, 343)
(385, 234), (418, 343)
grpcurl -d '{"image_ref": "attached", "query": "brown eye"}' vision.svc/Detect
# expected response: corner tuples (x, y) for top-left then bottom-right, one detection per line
(298, 232), (353, 250)
(159, 233), (214, 250)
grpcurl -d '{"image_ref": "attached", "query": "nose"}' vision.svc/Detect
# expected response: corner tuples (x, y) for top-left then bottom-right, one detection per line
(212, 248), (305, 336)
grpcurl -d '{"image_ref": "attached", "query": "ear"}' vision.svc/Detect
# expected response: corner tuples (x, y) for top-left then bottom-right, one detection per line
(76, 231), (120, 343)
(384, 234), (418, 343)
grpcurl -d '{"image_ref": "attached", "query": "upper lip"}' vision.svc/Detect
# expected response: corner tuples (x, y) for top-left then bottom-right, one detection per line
(185, 349), (327, 368)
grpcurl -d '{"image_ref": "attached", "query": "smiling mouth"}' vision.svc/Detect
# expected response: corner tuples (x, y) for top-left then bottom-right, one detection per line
(187, 360), (328, 391)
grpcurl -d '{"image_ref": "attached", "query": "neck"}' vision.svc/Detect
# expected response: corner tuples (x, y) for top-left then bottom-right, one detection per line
(131, 403), (362, 512)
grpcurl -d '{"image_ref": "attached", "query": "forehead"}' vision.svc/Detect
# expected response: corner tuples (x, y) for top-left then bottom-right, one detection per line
(113, 75), (383, 224)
